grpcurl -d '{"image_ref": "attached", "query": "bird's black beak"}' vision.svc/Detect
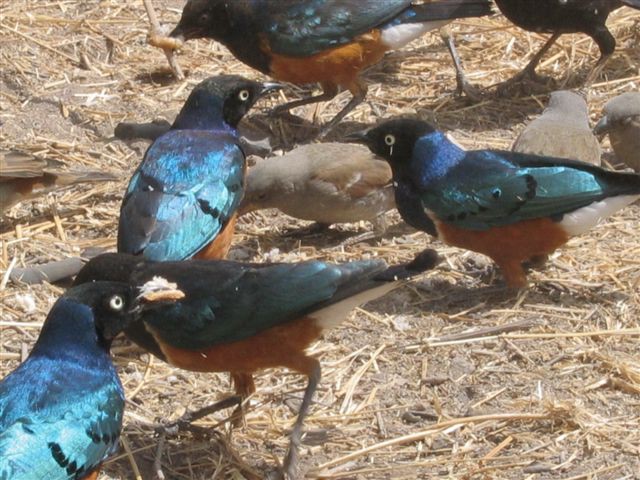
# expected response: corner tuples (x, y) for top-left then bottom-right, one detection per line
(260, 82), (284, 97)
(593, 116), (610, 135)
(169, 25), (185, 41)
(344, 129), (371, 145)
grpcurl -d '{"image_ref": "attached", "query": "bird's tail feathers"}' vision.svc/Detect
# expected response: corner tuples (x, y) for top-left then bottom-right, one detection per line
(312, 249), (440, 331)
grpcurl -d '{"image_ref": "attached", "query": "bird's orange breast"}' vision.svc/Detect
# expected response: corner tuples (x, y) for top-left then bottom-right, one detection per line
(81, 469), (100, 480)
(194, 213), (238, 260)
(149, 316), (323, 375)
(436, 217), (570, 262)
(264, 30), (389, 88)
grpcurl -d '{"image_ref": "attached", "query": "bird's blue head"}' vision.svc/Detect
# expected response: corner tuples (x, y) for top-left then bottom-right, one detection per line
(171, 75), (282, 131)
(347, 119), (464, 185)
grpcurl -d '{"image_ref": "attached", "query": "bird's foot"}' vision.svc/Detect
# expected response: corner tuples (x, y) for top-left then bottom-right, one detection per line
(282, 222), (331, 238)
(282, 436), (301, 480)
(496, 69), (555, 97)
(339, 230), (377, 247)
(456, 72), (486, 103)
(154, 395), (241, 437)
(456, 77), (485, 103)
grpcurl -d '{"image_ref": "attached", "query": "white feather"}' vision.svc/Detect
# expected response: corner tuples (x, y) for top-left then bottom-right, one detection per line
(312, 282), (400, 331)
(380, 21), (447, 49)
(560, 195), (639, 236)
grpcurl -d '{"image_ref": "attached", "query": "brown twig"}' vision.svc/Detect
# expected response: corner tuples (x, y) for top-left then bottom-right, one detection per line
(142, 0), (184, 80)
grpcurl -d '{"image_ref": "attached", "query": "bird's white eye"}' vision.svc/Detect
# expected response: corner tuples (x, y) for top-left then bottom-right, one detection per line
(109, 294), (125, 311)
(384, 134), (396, 146)
(238, 89), (250, 101)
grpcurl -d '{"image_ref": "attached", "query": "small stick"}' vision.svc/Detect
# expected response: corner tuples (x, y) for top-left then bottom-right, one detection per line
(430, 319), (539, 343)
(120, 436), (144, 480)
(142, 0), (184, 80)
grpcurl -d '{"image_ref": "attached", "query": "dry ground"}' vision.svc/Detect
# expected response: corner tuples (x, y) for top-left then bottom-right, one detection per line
(1, 1), (639, 479)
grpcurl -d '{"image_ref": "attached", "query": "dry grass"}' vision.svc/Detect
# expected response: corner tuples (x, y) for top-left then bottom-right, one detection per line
(1, 1), (639, 479)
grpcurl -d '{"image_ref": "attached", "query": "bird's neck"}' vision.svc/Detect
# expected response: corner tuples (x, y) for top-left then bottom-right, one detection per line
(30, 300), (112, 367)
(411, 131), (465, 186)
(393, 180), (438, 236)
(171, 94), (235, 132)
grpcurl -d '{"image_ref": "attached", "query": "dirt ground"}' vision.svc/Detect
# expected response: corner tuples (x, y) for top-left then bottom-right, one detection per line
(1, 1), (639, 479)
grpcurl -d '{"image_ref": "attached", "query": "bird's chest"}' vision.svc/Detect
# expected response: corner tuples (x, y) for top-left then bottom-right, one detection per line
(394, 181), (438, 237)
(145, 316), (322, 374)
(264, 30), (388, 87)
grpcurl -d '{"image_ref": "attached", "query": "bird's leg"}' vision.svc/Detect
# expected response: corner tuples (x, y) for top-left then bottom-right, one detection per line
(584, 52), (612, 86)
(319, 80), (367, 138)
(152, 397), (240, 480)
(272, 83), (339, 115)
(282, 357), (321, 480)
(231, 372), (256, 427)
(440, 26), (484, 102)
(584, 26), (616, 86)
(498, 33), (561, 93)
(496, 257), (529, 289)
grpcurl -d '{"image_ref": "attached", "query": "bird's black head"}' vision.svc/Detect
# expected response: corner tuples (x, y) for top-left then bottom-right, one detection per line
(32, 282), (139, 359)
(172, 75), (282, 130)
(170, 0), (232, 41)
(32, 280), (181, 363)
(74, 253), (141, 286)
(347, 119), (436, 169)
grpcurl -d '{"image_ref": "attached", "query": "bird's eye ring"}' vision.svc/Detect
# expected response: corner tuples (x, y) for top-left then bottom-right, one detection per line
(384, 134), (396, 146)
(198, 13), (210, 25)
(108, 294), (125, 311)
(238, 89), (250, 101)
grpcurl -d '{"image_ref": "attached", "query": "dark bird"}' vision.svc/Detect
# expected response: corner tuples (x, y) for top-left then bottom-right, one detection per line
(0, 280), (182, 479)
(169, 0), (493, 133)
(117, 75), (281, 261)
(512, 90), (601, 165)
(349, 118), (640, 288)
(492, 0), (640, 86)
(239, 143), (395, 233)
(594, 91), (640, 172)
(1, 150), (117, 214)
(73, 250), (439, 477)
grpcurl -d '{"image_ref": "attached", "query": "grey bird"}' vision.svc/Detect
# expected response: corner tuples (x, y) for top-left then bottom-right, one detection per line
(239, 143), (395, 233)
(1, 150), (118, 214)
(512, 90), (601, 165)
(594, 92), (640, 172)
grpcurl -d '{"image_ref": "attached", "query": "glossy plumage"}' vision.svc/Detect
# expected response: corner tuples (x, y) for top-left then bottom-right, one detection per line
(170, 0), (492, 132)
(351, 119), (640, 287)
(493, 0), (640, 84)
(73, 251), (439, 477)
(117, 75), (280, 261)
(0, 283), (135, 480)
